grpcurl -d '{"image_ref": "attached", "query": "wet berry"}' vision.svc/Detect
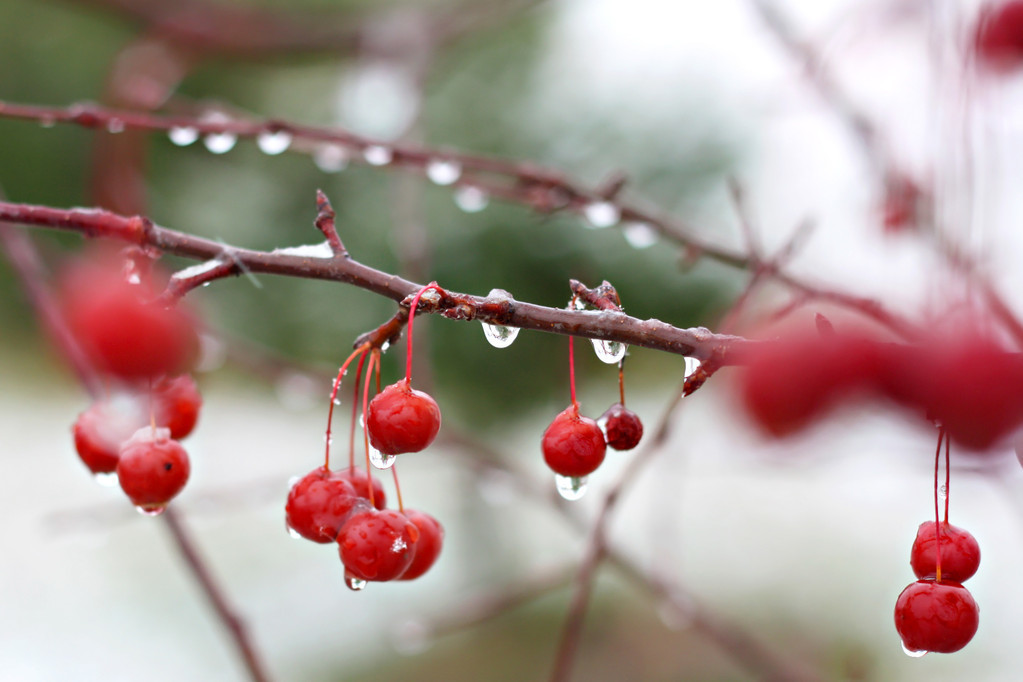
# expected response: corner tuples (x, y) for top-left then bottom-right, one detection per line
(285, 467), (364, 543)
(116, 427), (190, 510)
(894, 580), (979, 654)
(542, 404), (606, 477)
(153, 374), (202, 440)
(910, 521), (981, 583)
(976, 1), (1023, 71)
(337, 509), (420, 582)
(72, 397), (147, 474)
(399, 510), (444, 581)
(600, 403), (643, 451)
(365, 379), (441, 455)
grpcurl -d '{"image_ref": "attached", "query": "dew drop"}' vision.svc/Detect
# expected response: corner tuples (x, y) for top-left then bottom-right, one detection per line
(901, 642), (927, 658)
(93, 472), (118, 487)
(136, 505), (166, 517)
(938, 484), (948, 501)
(332, 397), (342, 406)
(363, 145), (393, 166)
(256, 130), (292, 155)
(106, 118), (125, 134)
(286, 522), (302, 540)
(204, 131), (237, 154)
(592, 339), (627, 364)
(345, 570), (368, 591)
(379, 340), (391, 353)
(623, 221), (659, 249)
(583, 201), (620, 229)
(454, 186), (489, 213)
(287, 475), (301, 488)
(314, 144), (348, 173)
(425, 159), (462, 186)
(555, 474), (588, 501)
(683, 356), (701, 380)
(369, 448), (396, 470)
(482, 322), (519, 348)
(169, 126), (199, 146)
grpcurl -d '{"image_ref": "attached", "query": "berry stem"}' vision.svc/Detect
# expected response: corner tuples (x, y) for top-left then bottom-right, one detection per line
(405, 281), (442, 384)
(618, 357), (626, 406)
(933, 427), (945, 582)
(568, 335), (578, 409)
(348, 349), (368, 471)
(944, 430), (951, 524)
(391, 464), (405, 513)
(325, 343), (370, 470)
(362, 349), (380, 509)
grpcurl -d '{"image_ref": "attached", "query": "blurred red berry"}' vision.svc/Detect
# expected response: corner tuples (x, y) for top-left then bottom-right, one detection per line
(116, 427), (190, 511)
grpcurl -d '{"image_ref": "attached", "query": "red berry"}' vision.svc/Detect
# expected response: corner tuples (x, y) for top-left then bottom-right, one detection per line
(894, 580), (979, 654)
(285, 467), (364, 543)
(365, 379), (441, 455)
(399, 510), (444, 581)
(542, 405), (606, 477)
(72, 397), (147, 474)
(337, 509), (420, 582)
(976, 1), (1023, 71)
(600, 403), (643, 451)
(61, 262), (199, 381)
(152, 375), (202, 440)
(336, 467), (387, 510)
(910, 521), (981, 583)
(116, 427), (190, 511)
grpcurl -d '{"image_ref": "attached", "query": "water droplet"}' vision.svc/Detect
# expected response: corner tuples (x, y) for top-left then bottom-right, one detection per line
(332, 398), (342, 406)
(369, 448), (396, 470)
(204, 131), (237, 154)
(106, 118), (125, 134)
(287, 475), (301, 488)
(323, 434), (334, 445)
(135, 505), (166, 517)
(555, 474), (588, 501)
(286, 522), (302, 540)
(392, 619), (432, 655)
(623, 221), (659, 249)
(482, 322), (519, 348)
(425, 159), (462, 186)
(39, 115), (56, 128)
(379, 341), (391, 353)
(454, 186), (489, 213)
(591, 339), (627, 364)
(256, 130), (292, 155)
(314, 144), (348, 173)
(169, 126), (199, 146)
(363, 145), (393, 166)
(93, 472), (118, 487)
(938, 484), (948, 500)
(684, 357), (701, 379)
(583, 201), (620, 229)
(345, 570), (367, 591)
(901, 642), (927, 658)
(127, 273), (142, 285)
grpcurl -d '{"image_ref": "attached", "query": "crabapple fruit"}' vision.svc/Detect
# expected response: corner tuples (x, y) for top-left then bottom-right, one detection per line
(910, 521), (981, 583)
(894, 580), (979, 654)
(337, 509), (420, 582)
(542, 405), (606, 478)
(116, 427), (190, 511)
(365, 379), (441, 455)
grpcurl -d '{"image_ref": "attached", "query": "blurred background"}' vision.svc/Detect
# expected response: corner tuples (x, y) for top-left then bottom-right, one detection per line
(4, 0), (1023, 680)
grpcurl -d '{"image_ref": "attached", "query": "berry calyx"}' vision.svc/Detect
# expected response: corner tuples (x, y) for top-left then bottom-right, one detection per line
(600, 403), (643, 451)
(910, 521), (981, 583)
(285, 467), (364, 543)
(72, 397), (147, 474)
(399, 510), (444, 581)
(542, 404), (606, 478)
(337, 509), (420, 582)
(894, 580), (979, 654)
(116, 427), (190, 511)
(365, 379), (441, 456)
(336, 467), (387, 510)
(152, 375), (202, 440)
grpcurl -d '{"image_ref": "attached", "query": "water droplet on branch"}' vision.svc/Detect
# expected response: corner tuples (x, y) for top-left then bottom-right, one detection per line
(363, 145), (393, 166)
(204, 132), (237, 154)
(555, 474), (588, 501)
(106, 118), (125, 134)
(592, 339), (627, 364)
(314, 144), (348, 173)
(482, 322), (519, 348)
(425, 159), (462, 186)
(683, 357), (701, 379)
(256, 130), (292, 155)
(583, 201), (620, 229)
(169, 127), (199, 146)
(454, 186), (489, 213)
(623, 221), (659, 249)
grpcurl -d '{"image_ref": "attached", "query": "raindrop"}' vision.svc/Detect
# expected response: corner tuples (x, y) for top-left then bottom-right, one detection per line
(425, 159), (462, 186)
(135, 505), (166, 517)
(938, 484), (948, 500)
(204, 131), (237, 154)
(380, 341), (391, 353)
(392, 620), (432, 656)
(363, 145), (393, 166)
(583, 201), (620, 229)
(332, 397), (342, 406)
(345, 570), (367, 591)
(256, 130), (292, 155)
(369, 448), (396, 470)
(684, 357), (701, 380)
(592, 339), (627, 364)
(168, 126), (199, 146)
(287, 475), (301, 488)
(623, 221), (659, 249)
(555, 474), (588, 501)
(93, 472), (118, 488)
(106, 118), (126, 134)
(482, 322), (519, 348)
(454, 186), (489, 213)
(286, 523), (302, 540)
(901, 643), (927, 658)
(126, 273), (142, 285)
(314, 144), (348, 173)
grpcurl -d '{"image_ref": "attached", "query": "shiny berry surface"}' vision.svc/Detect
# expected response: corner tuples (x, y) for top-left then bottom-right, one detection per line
(116, 427), (190, 510)
(285, 468), (362, 544)
(542, 405), (606, 477)
(365, 379), (441, 455)
(72, 398), (147, 474)
(601, 403), (643, 451)
(336, 467), (387, 510)
(894, 580), (979, 654)
(153, 375), (202, 440)
(399, 510), (444, 581)
(910, 521), (981, 583)
(338, 509), (420, 582)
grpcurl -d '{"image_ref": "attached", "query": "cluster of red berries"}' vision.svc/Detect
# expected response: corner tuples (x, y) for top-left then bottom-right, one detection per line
(738, 322), (1023, 450)
(64, 254), (202, 514)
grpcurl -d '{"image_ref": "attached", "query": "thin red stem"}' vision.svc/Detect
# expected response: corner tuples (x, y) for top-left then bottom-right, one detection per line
(618, 358), (626, 406)
(933, 428), (945, 582)
(324, 344), (370, 470)
(362, 350), (380, 509)
(405, 281), (440, 384)
(391, 465), (405, 513)
(944, 431), (951, 524)
(348, 351), (368, 471)
(568, 335), (578, 408)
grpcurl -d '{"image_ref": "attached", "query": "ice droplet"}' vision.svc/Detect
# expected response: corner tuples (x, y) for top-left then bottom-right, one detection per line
(256, 130), (292, 155)
(345, 570), (367, 591)
(425, 159), (462, 186)
(314, 144), (348, 173)
(135, 505), (166, 517)
(938, 484), (948, 501)
(683, 357), (701, 379)
(93, 472), (118, 487)
(204, 131), (237, 154)
(392, 619), (432, 656)
(286, 522), (302, 540)
(582, 201), (620, 229)
(555, 474), (588, 501)
(591, 339), (627, 364)
(623, 221), (659, 249)
(106, 118), (125, 134)
(169, 126), (199, 146)
(363, 145), (393, 166)
(482, 322), (519, 348)
(369, 448), (396, 470)
(901, 642), (927, 658)
(454, 186), (489, 213)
